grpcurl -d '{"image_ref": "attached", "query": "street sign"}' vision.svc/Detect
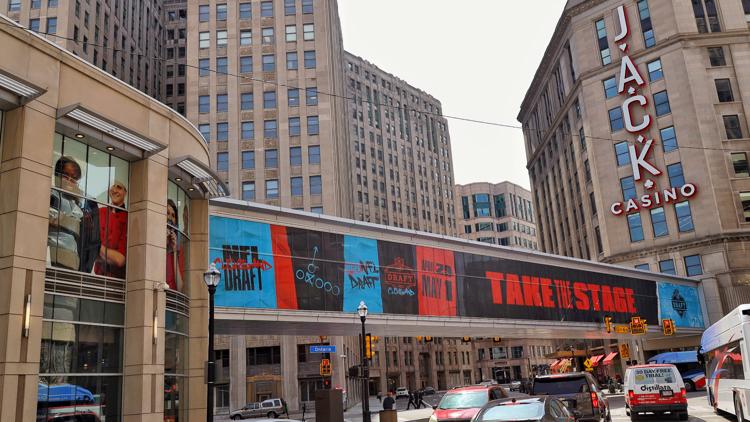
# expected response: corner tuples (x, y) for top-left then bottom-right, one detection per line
(310, 345), (336, 354)
(620, 343), (631, 360)
(615, 325), (630, 334)
(630, 316), (647, 335)
(583, 358), (593, 372)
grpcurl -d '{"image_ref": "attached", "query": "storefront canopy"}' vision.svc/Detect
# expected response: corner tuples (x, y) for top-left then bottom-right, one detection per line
(590, 354), (605, 366)
(602, 352), (619, 364)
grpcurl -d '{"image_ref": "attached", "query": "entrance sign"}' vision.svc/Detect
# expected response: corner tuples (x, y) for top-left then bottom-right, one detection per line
(310, 345), (336, 354)
(609, 4), (697, 216)
(206, 216), (698, 325)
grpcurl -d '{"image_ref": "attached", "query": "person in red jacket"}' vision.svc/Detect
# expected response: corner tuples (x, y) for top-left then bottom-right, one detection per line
(166, 199), (185, 291)
(94, 180), (128, 278)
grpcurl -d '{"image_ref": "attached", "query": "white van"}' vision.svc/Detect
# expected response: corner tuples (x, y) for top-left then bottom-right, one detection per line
(624, 364), (688, 420)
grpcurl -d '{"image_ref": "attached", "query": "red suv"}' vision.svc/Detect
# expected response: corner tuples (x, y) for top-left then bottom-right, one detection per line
(429, 385), (509, 422)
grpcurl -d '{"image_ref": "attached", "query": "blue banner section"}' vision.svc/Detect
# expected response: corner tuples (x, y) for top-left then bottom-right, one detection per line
(343, 235), (383, 313)
(658, 282), (704, 328)
(309, 345), (337, 353)
(210, 216), (277, 309)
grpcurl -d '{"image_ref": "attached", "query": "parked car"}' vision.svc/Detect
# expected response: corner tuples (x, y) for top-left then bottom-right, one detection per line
(624, 364), (688, 421)
(472, 396), (578, 422)
(230, 398), (287, 420)
(395, 387), (409, 398)
(429, 384), (512, 422)
(531, 372), (610, 422)
(422, 386), (436, 395)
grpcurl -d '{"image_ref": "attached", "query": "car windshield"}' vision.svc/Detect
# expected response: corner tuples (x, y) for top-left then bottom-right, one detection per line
(479, 402), (544, 421)
(438, 391), (488, 409)
(533, 376), (588, 395)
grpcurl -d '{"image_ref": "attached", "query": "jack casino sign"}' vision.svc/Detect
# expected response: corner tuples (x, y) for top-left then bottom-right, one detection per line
(608, 4), (697, 217)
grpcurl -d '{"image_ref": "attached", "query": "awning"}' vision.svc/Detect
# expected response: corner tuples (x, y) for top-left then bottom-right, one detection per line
(590, 354), (605, 366)
(602, 352), (619, 364)
(556, 358), (571, 372)
(549, 359), (561, 370)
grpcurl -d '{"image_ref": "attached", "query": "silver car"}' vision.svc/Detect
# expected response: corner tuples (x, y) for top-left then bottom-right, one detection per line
(230, 398), (286, 419)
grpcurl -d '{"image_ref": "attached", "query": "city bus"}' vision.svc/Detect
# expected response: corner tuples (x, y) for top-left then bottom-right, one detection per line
(700, 304), (750, 419)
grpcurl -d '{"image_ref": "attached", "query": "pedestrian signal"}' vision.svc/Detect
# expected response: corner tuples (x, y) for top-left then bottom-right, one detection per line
(662, 319), (675, 336)
(320, 358), (332, 376)
(604, 316), (613, 333)
(365, 334), (373, 359)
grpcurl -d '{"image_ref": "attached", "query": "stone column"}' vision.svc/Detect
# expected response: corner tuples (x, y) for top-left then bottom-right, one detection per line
(700, 276), (723, 324)
(412, 348), (421, 389)
(187, 198), (210, 421)
(428, 349), (438, 388)
(229, 336), (247, 411)
(122, 156), (169, 422)
(0, 105), (54, 421)
(281, 336), (299, 411)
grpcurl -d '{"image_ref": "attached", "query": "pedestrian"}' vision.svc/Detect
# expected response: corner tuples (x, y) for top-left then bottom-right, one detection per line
(377, 391), (382, 403)
(417, 390), (426, 408)
(382, 391), (396, 410)
(406, 391), (417, 409)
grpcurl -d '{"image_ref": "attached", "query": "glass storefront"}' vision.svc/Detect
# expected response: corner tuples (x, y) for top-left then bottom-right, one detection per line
(164, 310), (189, 421)
(166, 181), (190, 293)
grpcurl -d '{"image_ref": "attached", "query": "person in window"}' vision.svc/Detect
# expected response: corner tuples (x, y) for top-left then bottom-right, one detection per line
(166, 199), (185, 290)
(48, 156), (101, 272)
(94, 181), (128, 278)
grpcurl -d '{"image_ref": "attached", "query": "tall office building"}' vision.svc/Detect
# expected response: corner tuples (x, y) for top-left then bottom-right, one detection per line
(344, 52), (457, 235)
(163, 0), (187, 115)
(454, 182), (538, 250)
(185, 0), (353, 218)
(2, 0), (165, 99)
(518, 0), (750, 314)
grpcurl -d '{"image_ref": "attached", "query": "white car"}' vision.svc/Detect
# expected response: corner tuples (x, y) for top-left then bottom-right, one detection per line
(395, 387), (409, 398)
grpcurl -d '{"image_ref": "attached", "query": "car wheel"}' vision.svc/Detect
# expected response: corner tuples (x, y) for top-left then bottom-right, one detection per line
(685, 380), (695, 392)
(679, 412), (688, 421)
(736, 393), (745, 422)
(267, 411), (278, 419)
(231, 416), (241, 421)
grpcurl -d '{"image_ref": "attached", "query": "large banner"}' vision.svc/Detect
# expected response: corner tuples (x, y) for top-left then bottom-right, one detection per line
(209, 216), (688, 324)
(657, 282), (705, 328)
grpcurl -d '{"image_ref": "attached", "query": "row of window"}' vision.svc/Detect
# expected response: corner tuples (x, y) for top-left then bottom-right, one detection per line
(8, 0), (58, 11)
(198, 87), (317, 111)
(595, 0), (655, 67)
(198, 0), (314, 22)
(239, 178), (323, 201)
(635, 254), (703, 277)
(199, 117), (319, 142)
(25, 16), (57, 34)
(199, 24), (314, 48)
(216, 146), (320, 172)
(626, 201), (694, 243)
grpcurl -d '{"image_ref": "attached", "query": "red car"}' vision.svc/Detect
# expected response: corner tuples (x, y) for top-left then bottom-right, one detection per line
(429, 385), (510, 422)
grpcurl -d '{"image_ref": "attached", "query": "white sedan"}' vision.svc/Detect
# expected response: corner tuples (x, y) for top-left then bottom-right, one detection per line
(395, 387), (409, 398)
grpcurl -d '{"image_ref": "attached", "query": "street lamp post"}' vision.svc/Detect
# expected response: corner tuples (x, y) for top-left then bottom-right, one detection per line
(203, 263), (221, 422)
(357, 301), (371, 422)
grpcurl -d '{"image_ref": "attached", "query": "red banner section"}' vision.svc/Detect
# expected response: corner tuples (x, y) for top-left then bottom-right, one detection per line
(417, 246), (457, 317)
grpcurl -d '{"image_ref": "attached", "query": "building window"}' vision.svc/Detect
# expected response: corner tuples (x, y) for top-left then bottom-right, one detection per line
(240, 93), (254, 111)
(242, 151), (255, 169)
(48, 0), (57, 7)
(653, 90), (671, 116)
(307, 116), (319, 135)
(199, 95), (209, 113)
(475, 222), (493, 232)
(216, 122), (228, 142)
(675, 201), (695, 232)
(239, 2), (251, 19)
(609, 107), (624, 132)
(240, 30), (252, 46)
(291, 177), (303, 196)
(692, 0), (721, 33)
(242, 182), (255, 201)
(595, 19), (611, 65)
(595, 226), (604, 254)
(603, 76), (618, 99)
(285, 0), (296, 15)
(46, 17), (57, 34)
(290, 147), (302, 166)
(303, 23), (314, 40)
(241, 122), (255, 140)
(286, 52), (298, 70)
(635, 263), (650, 271)
(647, 59), (663, 81)
(614, 141), (630, 166)
(667, 162), (685, 187)
(473, 194), (491, 217)
(715, 79), (734, 102)
(288, 88), (300, 106)
(311, 206), (323, 214)
(240, 56), (252, 73)
(264, 120), (278, 138)
(463, 225), (472, 234)
(660, 126), (678, 152)
(262, 54), (275, 72)
(310, 175), (322, 195)
(289, 117), (301, 136)
(216, 57), (227, 75)
(584, 159), (591, 181)
(265, 149), (278, 169)
(638, 0), (655, 47)
(199, 32), (209, 49)
(732, 152), (749, 177)
(217, 30), (227, 47)
(621, 176), (637, 201)
(684, 255), (703, 276)
(29, 19), (40, 32)
(199, 5), (209, 21)
(306, 87), (318, 106)
(659, 259), (676, 275)
(309, 146), (321, 164)
(216, 4), (227, 21)
(8, 0), (20, 11)
(494, 194), (506, 217)
(304, 50), (316, 69)
(217, 152), (229, 171)
(627, 213), (644, 242)
(262, 27), (274, 44)
(263, 91), (277, 109)
(261, 1), (273, 17)
(650, 207), (669, 237)
(741, 192), (750, 222)
(590, 191), (597, 215)
(266, 180), (279, 199)
(286, 25), (297, 42)
(199, 58), (210, 77)
(217, 94), (228, 112)
(302, 0), (313, 14)
(579, 127), (587, 151)
(723, 115), (743, 139)
(199, 124), (210, 142)
(708, 46), (726, 66)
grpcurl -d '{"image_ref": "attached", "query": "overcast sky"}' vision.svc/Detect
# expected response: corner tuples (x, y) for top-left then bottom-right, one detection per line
(338, 1), (566, 189)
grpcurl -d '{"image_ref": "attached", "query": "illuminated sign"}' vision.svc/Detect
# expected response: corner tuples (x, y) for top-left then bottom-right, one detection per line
(609, 5), (697, 216)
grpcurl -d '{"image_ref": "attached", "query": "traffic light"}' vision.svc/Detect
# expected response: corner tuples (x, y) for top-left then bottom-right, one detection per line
(364, 334), (373, 359)
(424, 336), (433, 343)
(604, 316), (613, 333)
(323, 378), (331, 389)
(662, 319), (675, 336)
(493, 337), (501, 343)
(320, 358), (332, 376)
(461, 336), (471, 343)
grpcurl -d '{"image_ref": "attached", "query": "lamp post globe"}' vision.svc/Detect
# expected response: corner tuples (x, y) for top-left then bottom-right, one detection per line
(357, 301), (368, 322)
(203, 262), (220, 422)
(203, 262), (220, 287)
